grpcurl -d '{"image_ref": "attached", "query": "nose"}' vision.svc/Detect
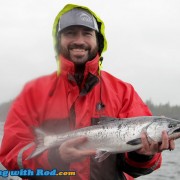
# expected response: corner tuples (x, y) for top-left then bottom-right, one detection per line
(73, 32), (85, 45)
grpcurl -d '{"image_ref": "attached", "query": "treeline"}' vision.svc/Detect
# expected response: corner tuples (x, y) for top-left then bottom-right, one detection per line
(146, 100), (180, 119)
(0, 100), (180, 122)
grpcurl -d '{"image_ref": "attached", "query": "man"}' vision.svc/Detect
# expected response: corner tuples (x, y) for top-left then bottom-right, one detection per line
(0, 4), (175, 180)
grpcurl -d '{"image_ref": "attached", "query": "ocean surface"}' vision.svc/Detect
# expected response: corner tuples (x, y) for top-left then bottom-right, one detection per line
(0, 121), (180, 180)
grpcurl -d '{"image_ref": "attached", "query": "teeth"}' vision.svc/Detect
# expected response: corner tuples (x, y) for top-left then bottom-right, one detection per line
(71, 49), (86, 52)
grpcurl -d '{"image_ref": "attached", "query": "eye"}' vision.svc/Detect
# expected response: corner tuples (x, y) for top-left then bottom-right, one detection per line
(86, 31), (92, 34)
(63, 30), (76, 37)
(168, 124), (175, 128)
(66, 31), (74, 35)
(83, 30), (93, 36)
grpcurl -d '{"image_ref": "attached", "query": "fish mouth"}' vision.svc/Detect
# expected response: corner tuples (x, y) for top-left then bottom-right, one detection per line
(173, 127), (180, 133)
(168, 123), (180, 134)
(168, 125), (180, 140)
(168, 124), (180, 140)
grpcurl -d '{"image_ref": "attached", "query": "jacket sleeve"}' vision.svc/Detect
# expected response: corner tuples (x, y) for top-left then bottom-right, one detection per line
(117, 152), (162, 178)
(0, 82), (53, 171)
(117, 83), (162, 178)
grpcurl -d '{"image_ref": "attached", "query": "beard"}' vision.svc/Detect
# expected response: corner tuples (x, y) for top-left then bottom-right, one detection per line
(59, 43), (98, 65)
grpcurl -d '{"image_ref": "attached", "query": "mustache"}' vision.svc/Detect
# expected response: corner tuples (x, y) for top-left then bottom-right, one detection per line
(69, 44), (90, 51)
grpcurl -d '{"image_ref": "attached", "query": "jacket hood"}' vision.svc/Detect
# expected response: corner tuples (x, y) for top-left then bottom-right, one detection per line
(52, 4), (107, 75)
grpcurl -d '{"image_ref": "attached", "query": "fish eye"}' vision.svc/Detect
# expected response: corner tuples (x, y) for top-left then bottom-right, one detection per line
(168, 124), (176, 128)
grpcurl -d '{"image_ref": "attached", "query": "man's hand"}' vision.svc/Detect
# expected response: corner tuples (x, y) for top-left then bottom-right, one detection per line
(136, 131), (175, 156)
(58, 136), (96, 163)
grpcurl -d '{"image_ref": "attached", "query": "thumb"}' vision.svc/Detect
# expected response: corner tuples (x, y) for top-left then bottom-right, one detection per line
(65, 136), (88, 147)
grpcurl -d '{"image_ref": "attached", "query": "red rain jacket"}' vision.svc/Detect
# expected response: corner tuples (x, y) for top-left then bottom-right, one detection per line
(0, 55), (162, 180)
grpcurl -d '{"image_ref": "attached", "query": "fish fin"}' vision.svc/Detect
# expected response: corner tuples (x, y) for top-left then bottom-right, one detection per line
(26, 129), (48, 160)
(127, 138), (142, 145)
(95, 150), (111, 162)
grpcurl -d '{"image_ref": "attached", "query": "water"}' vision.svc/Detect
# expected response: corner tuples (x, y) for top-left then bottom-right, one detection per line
(0, 122), (180, 180)
(137, 139), (180, 180)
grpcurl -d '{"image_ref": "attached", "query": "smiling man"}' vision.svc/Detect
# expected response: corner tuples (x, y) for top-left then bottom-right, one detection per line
(60, 26), (98, 63)
(57, 8), (100, 79)
(0, 4), (175, 180)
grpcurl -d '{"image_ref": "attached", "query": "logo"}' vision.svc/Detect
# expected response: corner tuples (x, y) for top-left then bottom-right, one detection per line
(78, 12), (93, 23)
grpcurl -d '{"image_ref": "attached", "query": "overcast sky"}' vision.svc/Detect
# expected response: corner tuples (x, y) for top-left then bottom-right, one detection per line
(0, 0), (180, 106)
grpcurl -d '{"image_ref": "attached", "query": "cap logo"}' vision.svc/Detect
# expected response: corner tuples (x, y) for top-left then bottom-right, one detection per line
(78, 12), (93, 23)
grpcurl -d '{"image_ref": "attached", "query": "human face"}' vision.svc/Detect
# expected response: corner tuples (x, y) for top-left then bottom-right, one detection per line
(59, 26), (98, 65)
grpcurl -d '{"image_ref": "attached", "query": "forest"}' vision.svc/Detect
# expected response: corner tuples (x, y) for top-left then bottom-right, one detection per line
(145, 100), (180, 119)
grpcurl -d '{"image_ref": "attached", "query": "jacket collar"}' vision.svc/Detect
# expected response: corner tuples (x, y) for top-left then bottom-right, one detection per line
(59, 54), (100, 77)
(58, 54), (100, 96)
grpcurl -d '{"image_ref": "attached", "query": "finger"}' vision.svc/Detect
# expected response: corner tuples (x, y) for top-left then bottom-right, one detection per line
(149, 141), (159, 154)
(60, 137), (96, 158)
(141, 132), (150, 150)
(65, 136), (88, 147)
(71, 152), (95, 163)
(63, 147), (96, 162)
(142, 132), (160, 155)
(159, 131), (169, 151)
(169, 139), (175, 151)
(78, 149), (96, 157)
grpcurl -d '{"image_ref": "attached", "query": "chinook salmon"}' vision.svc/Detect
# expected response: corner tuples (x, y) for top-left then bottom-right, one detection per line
(28, 116), (180, 162)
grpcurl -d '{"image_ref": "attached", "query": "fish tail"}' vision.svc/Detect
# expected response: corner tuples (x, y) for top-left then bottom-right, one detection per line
(26, 129), (48, 160)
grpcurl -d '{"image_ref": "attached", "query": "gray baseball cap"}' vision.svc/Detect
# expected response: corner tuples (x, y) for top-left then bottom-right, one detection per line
(57, 8), (99, 33)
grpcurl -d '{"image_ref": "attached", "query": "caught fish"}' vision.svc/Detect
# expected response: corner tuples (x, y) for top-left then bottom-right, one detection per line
(28, 116), (180, 162)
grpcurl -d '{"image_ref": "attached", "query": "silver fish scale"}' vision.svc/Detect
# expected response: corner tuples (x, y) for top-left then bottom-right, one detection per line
(49, 118), (152, 152)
